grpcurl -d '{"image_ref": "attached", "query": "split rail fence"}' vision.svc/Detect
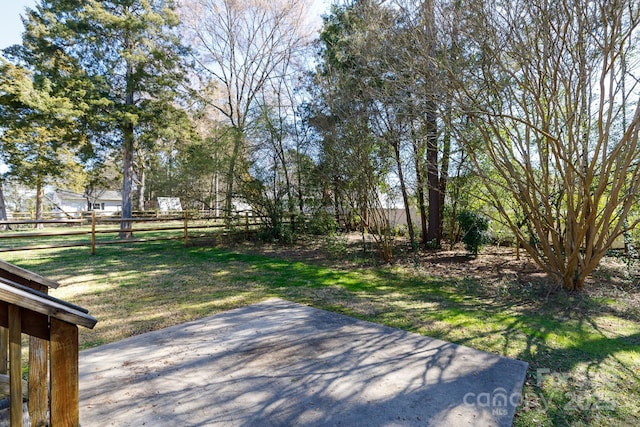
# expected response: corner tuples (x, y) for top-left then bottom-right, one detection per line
(0, 211), (265, 255)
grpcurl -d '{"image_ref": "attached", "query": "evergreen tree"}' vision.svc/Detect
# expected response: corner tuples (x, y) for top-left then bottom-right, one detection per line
(0, 58), (85, 223)
(11, 0), (188, 237)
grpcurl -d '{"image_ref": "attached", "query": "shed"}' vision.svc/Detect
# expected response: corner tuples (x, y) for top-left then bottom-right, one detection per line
(0, 259), (96, 426)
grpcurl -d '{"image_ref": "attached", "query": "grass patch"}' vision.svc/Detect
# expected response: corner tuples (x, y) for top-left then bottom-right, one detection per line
(2, 239), (639, 427)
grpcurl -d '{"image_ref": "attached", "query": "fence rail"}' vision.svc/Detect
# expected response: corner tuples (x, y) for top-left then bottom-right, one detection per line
(0, 210), (265, 254)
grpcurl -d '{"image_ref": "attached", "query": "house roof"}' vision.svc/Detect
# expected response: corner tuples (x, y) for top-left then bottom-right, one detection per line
(54, 189), (85, 201)
(86, 190), (121, 201)
(55, 189), (121, 202)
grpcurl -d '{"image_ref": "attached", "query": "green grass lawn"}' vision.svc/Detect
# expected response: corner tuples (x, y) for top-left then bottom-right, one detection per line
(0, 218), (236, 252)
(3, 238), (639, 426)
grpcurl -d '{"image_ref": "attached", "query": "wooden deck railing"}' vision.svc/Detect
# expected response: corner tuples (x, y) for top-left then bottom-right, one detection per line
(0, 260), (97, 426)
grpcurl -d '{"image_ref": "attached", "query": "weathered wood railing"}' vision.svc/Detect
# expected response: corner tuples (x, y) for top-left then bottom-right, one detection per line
(0, 259), (97, 426)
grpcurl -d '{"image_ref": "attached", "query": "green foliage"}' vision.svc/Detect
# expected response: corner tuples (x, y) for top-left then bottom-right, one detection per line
(9, 0), (189, 220)
(306, 210), (338, 236)
(456, 209), (489, 256)
(0, 59), (85, 185)
(311, 1), (394, 226)
(392, 224), (409, 238)
(240, 176), (295, 244)
(0, 58), (89, 219)
(146, 121), (226, 210)
(4, 241), (638, 426)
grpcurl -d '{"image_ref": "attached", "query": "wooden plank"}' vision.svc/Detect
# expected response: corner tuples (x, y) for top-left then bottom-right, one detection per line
(0, 270), (47, 294)
(0, 277), (89, 314)
(9, 305), (22, 427)
(0, 230), (89, 239)
(0, 302), (50, 341)
(95, 217), (180, 223)
(0, 259), (60, 289)
(50, 318), (79, 427)
(93, 225), (186, 233)
(29, 336), (49, 426)
(0, 283), (97, 329)
(0, 219), (84, 225)
(93, 236), (183, 245)
(20, 308), (50, 341)
(0, 327), (6, 375)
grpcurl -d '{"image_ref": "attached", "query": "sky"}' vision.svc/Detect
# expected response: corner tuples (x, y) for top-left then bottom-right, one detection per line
(0, 0), (37, 51)
(0, 0), (331, 52)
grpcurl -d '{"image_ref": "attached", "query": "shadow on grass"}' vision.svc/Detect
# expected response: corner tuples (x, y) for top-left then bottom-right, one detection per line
(4, 242), (639, 426)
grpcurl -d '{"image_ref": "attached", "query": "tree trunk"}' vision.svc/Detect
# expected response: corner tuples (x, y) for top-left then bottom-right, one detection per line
(562, 269), (584, 292)
(412, 126), (428, 245)
(393, 140), (415, 245)
(296, 141), (305, 215)
(425, 104), (440, 246)
(332, 178), (340, 227)
(421, 0), (440, 248)
(119, 48), (135, 239)
(224, 128), (243, 218)
(136, 161), (146, 212)
(297, 160), (304, 215)
(0, 180), (8, 230)
(120, 122), (135, 239)
(35, 179), (44, 229)
(439, 101), (452, 243)
(275, 135), (295, 225)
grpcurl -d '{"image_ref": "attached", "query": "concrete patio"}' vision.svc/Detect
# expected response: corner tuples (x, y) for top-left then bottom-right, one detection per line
(79, 298), (528, 426)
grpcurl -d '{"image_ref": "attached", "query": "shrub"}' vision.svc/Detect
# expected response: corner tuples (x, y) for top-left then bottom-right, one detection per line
(307, 210), (338, 235)
(456, 210), (490, 256)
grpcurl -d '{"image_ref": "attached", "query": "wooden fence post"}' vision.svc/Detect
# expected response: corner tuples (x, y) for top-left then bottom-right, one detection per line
(245, 212), (250, 240)
(184, 210), (189, 247)
(91, 211), (97, 255)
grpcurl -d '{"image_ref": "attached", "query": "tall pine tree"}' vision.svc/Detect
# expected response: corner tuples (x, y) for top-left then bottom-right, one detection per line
(12, 0), (188, 236)
(0, 58), (85, 223)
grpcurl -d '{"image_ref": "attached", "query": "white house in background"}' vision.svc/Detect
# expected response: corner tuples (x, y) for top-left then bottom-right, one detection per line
(49, 189), (121, 217)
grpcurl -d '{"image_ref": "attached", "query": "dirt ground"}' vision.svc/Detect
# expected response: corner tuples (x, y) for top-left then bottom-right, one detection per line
(223, 232), (640, 315)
